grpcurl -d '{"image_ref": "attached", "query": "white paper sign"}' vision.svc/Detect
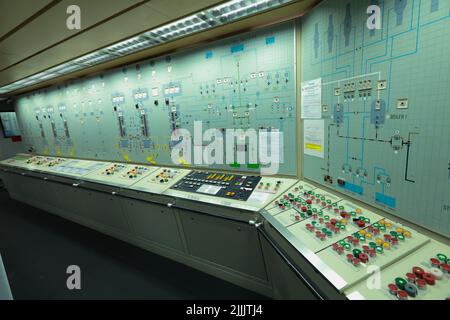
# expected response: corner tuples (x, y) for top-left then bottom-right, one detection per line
(301, 78), (322, 119)
(248, 191), (269, 204)
(304, 119), (324, 158)
(196, 184), (222, 195)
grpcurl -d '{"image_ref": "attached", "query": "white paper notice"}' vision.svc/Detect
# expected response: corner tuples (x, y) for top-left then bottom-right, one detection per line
(196, 184), (222, 195)
(301, 78), (322, 119)
(248, 191), (269, 204)
(304, 119), (324, 158)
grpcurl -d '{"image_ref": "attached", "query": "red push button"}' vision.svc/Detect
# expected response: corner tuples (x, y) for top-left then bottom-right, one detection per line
(413, 266), (425, 279)
(357, 220), (365, 228)
(430, 258), (440, 267)
(416, 278), (427, 290)
(388, 283), (398, 295)
(397, 290), (408, 300)
(423, 273), (436, 285)
(440, 263), (450, 274)
(406, 272), (416, 283)
(367, 249), (376, 258)
(358, 253), (369, 263)
(352, 258), (360, 266)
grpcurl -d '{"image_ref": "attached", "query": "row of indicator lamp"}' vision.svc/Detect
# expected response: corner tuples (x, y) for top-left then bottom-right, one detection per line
(257, 180), (282, 190)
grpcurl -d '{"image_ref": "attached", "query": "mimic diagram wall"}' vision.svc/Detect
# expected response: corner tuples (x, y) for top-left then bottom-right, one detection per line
(15, 22), (297, 175)
(302, 0), (450, 237)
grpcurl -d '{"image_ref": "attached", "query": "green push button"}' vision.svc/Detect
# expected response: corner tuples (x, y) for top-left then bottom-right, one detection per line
(326, 200), (332, 204)
(340, 225), (346, 230)
(390, 231), (398, 237)
(350, 211), (356, 217)
(324, 215), (330, 220)
(369, 242), (377, 248)
(312, 208), (318, 212)
(339, 206), (344, 210)
(353, 249), (362, 258)
(339, 240), (346, 246)
(397, 234), (405, 241)
(359, 236), (366, 242)
(376, 246), (384, 254)
(437, 253), (447, 262)
(395, 277), (407, 290)
(307, 210), (313, 216)
(344, 243), (351, 251)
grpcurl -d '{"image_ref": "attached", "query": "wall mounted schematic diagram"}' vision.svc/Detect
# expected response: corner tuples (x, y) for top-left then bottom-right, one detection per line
(15, 22), (297, 176)
(301, 0), (450, 237)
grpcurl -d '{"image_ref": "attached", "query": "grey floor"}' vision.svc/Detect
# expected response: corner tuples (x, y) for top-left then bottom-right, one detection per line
(0, 187), (266, 299)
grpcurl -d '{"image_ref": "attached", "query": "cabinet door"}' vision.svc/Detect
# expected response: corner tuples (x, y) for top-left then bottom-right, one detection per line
(121, 199), (184, 252)
(179, 210), (268, 281)
(79, 191), (131, 233)
(19, 176), (61, 211)
(260, 236), (318, 300)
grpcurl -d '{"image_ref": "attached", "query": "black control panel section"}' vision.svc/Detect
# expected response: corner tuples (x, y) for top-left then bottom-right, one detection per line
(170, 171), (262, 201)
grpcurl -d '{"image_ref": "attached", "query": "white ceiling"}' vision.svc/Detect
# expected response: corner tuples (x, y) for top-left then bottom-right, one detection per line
(0, 0), (225, 87)
(0, 0), (319, 100)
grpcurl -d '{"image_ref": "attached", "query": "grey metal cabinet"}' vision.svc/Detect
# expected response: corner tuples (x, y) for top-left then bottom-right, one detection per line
(179, 210), (268, 282)
(121, 199), (184, 252)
